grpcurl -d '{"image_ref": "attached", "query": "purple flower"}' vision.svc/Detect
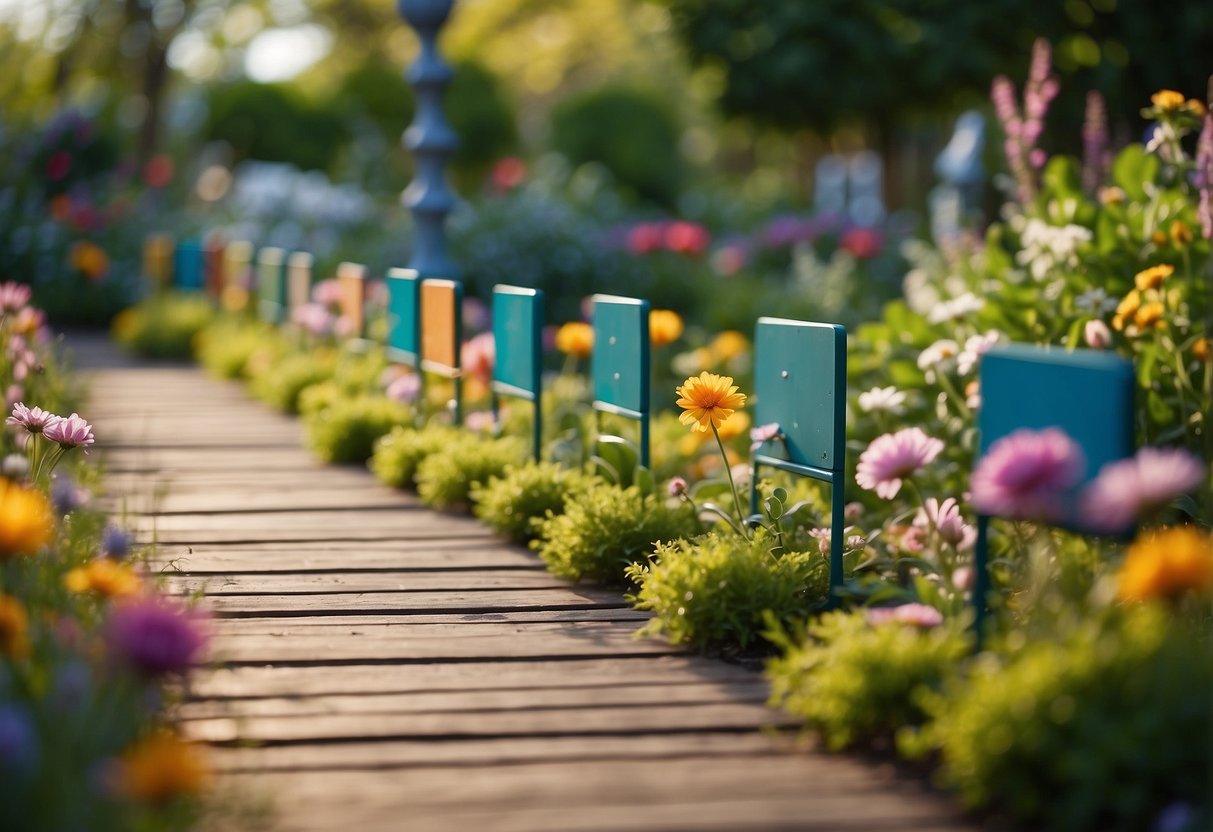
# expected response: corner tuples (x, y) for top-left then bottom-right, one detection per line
(970, 428), (1085, 521)
(1196, 113), (1213, 240)
(749, 422), (781, 450)
(106, 596), (208, 675)
(865, 603), (944, 629)
(291, 302), (336, 336)
(667, 477), (688, 498)
(0, 703), (39, 776)
(1079, 447), (1206, 534)
(1082, 91), (1109, 194)
(462, 297), (490, 333)
(51, 474), (91, 513)
(100, 525), (133, 559)
(385, 373), (421, 405)
(43, 413), (94, 450)
(0, 282), (32, 314)
(6, 402), (56, 434)
(856, 428), (945, 500)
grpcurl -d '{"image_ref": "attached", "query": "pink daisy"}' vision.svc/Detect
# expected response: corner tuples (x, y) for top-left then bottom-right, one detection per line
(43, 413), (95, 450)
(0, 282), (32, 314)
(1079, 446), (1207, 534)
(6, 403), (57, 434)
(970, 428), (1085, 521)
(914, 497), (976, 550)
(856, 427), (945, 499)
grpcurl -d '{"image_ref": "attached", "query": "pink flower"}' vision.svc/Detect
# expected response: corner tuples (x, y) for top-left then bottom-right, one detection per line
(489, 156), (527, 192)
(750, 422), (781, 450)
(711, 244), (748, 277)
(106, 596), (208, 675)
(46, 150), (72, 181)
(664, 221), (710, 256)
(311, 279), (344, 308)
(6, 403), (57, 434)
(914, 497), (976, 550)
(1084, 319), (1112, 349)
(951, 566), (975, 591)
(464, 410), (497, 433)
(0, 282), (31, 313)
(970, 428), (1085, 521)
(291, 302), (335, 336)
(856, 428), (945, 499)
(43, 413), (94, 450)
(385, 373), (421, 405)
(808, 527), (831, 555)
(1079, 447), (1207, 534)
(461, 332), (495, 385)
(626, 223), (665, 255)
(667, 477), (688, 498)
(839, 227), (883, 259)
(865, 603), (944, 629)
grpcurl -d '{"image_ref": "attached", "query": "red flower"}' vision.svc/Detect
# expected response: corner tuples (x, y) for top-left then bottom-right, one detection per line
(664, 221), (710, 256)
(840, 227), (883, 259)
(143, 155), (174, 189)
(46, 151), (72, 182)
(627, 222), (665, 255)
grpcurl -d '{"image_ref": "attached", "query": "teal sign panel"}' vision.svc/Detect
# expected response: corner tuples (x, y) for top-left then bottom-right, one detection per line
(493, 286), (542, 397)
(174, 241), (204, 291)
(386, 267), (420, 364)
(591, 295), (649, 416)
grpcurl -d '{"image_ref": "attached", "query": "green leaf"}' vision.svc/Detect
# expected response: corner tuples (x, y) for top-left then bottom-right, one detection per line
(1112, 145), (1160, 202)
(634, 465), (654, 498)
(1146, 389), (1175, 424)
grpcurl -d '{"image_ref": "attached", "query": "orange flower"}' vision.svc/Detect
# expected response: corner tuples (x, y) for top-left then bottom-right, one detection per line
(69, 241), (109, 281)
(1133, 301), (1165, 331)
(1111, 290), (1141, 332)
(1150, 90), (1186, 111)
(714, 409), (751, 441)
(555, 322), (593, 359)
(676, 371), (747, 434)
(710, 330), (749, 362)
(0, 595), (30, 659)
(1118, 526), (1213, 602)
(1134, 264), (1174, 291)
(111, 733), (211, 803)
(49, 195), (72, 222)
(648, 310), (684, 347)
(0, 479), (53, 559)
(1194, 337), (1210, 363)
(65, 559), (141, 598)
(1169, 221), (1193, 247)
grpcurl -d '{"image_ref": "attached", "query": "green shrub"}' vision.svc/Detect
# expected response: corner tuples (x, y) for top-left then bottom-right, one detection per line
(909, 606), (1212, 831)
(766, 609), (969, 751)
(110, 293), (215, 359)
(415, 435), (526, 511)
(370, 424), (462, 489)
(249, 349), (337, 414)
(206, 80), (347, 172)
(532, 484), (700, 584)
(297, 380), (339, 417)
(627, 530), (829, 651)
(194, 317), (280, 380)
(472, 462), (598, 544)
(446, 60), (517, 185)
(303, 395), (414, 464)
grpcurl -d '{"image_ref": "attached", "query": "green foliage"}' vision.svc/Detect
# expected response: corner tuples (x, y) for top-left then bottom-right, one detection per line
(369, 424), (461, 489)
(766, 610), (969, 750)
(532, 483), (700, 584)
(909, 606), (1212, 831)
(446, 60), (518, 181)
(551, 85), (683, 206)
(205, 81), (347, 172)
(110, 293), (215, 360)
(472, 461), (598, 544)
(303, 395), (414, 464)
(329, 58), (415, 147)
(248, 349), (338, 414)
(627, 530), (829, 651)
(194, 317), (282, 380)
(415, 434), (526, 511)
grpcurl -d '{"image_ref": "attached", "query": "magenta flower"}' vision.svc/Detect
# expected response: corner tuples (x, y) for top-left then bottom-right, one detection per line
(105, 596), (208, 675)
(43, 413), (94, 450)
(970, 428), (1085, 521)
(385, 373), (421, 405)
(856, 428), (945, 499)
(6, 403), (57, 434)
(914, 497), (976, 550)
(865, 603), (944, 629)
(1079, 447), (1206, 534)
(461, 332), (496, 385)
(0, 282), (32, 314)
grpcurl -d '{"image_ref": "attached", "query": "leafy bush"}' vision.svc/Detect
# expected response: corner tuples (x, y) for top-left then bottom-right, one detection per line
(206, 81), (347, 172)
(766, 609), (969, 751)
(194, 317), (280, 380)
(472, 461), (598, 544)
(551, 85), (683, 206)
(909, 606), (1212, 831)
(415, 434), (526, 511)
(446, 60), (518, 184)
(303, 395), (414, 464)
(532, 483), (700, 584)
(627, 530), (829, 651)
(249, 349), (337, 414)
(370, 424), (461, 489)
(110, 293), (215, 360)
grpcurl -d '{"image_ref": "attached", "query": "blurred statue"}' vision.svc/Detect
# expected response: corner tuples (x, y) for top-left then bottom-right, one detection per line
(813, 152), (885, 228)
(930, 110), (985, 243)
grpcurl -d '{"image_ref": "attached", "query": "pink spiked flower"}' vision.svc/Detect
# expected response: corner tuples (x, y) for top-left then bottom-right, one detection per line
(6, 403), (57, 434)
(43, 413), (94, 451)
(970, 428), (1085, 521)
(1079, 447), (1206, 534)
(856, 428), (945, 499)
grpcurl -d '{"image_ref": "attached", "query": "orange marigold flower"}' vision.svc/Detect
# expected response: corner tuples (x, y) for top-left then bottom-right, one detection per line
(1134, 264), (1174, 291)
(1150, 229), (1169, 247)
(1169, 221), (1193, 247)
(1151, 89), (1186, 111)
(0, 594), (30, 659)
(1194, 337), (1211, 363)
(1133, 301), (1165, 331)
(1111, 290), (1141, 332)
(1186, 99), (1206, 117)
(554, 322), (593, 359)
(676, 371), (747, 434)
(710, 330), (749, 362)
(0, 478), (53, 559)
(69, 241), (109, 282)
(1118, 526), (1213, 602)
(65, 559), (141, 598)
(110, 733), (211, 803)
(648, 310), (684, 347)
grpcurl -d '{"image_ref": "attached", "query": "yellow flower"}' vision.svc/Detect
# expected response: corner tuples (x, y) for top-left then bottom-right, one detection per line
(1150, 229), (1168, 247)
(1098, 187), (1125, 206)
(65, 559), (141, 598)
(111, 733), (211, 803)
(1118, 526), (1213, 602)
(0, 595), (30, 660)
(0, 479), (53, 560)
(554, 322), (593, 359)
(710, 330), (749, 362)
(676, 432), (707, 457)
(714, 409), (750, 441)
(221, 285), (249, 313)
(1186, 99), (1206, 117)
(1111, 290), (1141, 332)
(68, 241), (109, 282)
(676, 371), (747, 434)
(1194, 337), (1210, 363)
(1133, 301), (1165, 331)
(1151, 90), (1186, 111)
(1134, 264), (1174, 291)
(1169, 221), (1193, 247)
(648, 310), (684, 347)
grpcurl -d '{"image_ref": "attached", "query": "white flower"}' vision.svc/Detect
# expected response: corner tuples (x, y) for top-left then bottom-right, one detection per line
(917, 339), (960, 374)
(957, 330), (1005, 375)
(927, 292), (985, 324)
(857, 386), (907, 414)
(1015, 219), (1092, 281)
(1075, 287), (1118, 315)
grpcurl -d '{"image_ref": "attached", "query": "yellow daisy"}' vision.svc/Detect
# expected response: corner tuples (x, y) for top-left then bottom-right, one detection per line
(1118, 526), (1213, 602)
(554, 322), (593, 359)
(676, 371), (747, 434)
(0, 478), (53, 560)
(648, 310), (684, 347)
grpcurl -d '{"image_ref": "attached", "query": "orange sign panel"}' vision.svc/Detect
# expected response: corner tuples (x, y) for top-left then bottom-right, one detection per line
(337, 262), (367, 336)
(421, 280), (458, 370)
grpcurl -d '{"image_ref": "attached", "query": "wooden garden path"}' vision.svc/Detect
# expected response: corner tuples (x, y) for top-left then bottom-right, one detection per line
(75, 334), (976, 831)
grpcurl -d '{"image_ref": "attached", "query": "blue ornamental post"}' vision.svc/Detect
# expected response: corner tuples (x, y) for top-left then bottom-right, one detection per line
(398, 0), (460, 278)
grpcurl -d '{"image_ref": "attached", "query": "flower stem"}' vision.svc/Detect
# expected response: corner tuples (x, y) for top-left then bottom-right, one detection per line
(711, 423), (750, 540)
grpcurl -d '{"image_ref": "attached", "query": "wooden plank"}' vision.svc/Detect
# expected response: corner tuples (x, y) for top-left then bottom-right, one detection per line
(206, 610), (650, 630)
(203, 589), (630, 618)
(148, 541), (538, 572)
(169, 570), (570, 594)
